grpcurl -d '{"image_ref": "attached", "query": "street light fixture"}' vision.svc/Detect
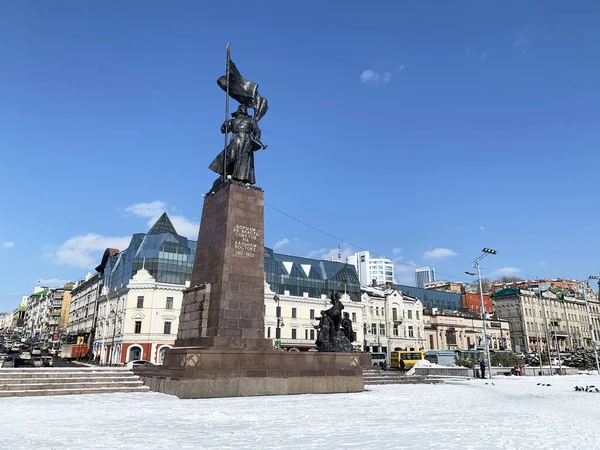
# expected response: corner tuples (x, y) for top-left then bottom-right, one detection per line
(471, 248), (497, 379)
(586, 276), (600, 375)
(274, 295), (282, 342)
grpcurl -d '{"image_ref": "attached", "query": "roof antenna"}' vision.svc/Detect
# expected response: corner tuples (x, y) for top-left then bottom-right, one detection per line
(142, 258), (146, 270)
(338, 243), (341, 260)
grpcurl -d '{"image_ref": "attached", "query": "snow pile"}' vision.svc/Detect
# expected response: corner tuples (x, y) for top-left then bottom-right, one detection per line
(3, 375), (600, 449)
(406, 359), (447, 376)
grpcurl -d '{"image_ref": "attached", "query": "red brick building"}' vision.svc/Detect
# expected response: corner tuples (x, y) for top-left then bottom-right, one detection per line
(462, 292), (493, 313)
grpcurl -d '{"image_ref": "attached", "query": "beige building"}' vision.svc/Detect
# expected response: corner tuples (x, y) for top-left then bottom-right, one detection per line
(492, 285), (600, 353)
(361, 286), (425, 358)
(23, 285), (73, 343)
(58, 284), (73, 331)
(424, 308), (511, 351)
(68, 272), (102, 337)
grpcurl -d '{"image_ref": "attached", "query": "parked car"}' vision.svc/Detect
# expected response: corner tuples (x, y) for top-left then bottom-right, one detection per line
(49, 348), (59, 356)
(32, 356), (53, 367)
(10, 345), (20, 353)
(19, 351), (32, 360)
(31, 347), (42, 356)
(126, 360), (154, 369)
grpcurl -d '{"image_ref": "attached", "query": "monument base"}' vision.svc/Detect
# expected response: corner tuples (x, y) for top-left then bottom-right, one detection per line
(133, 347), (364, 399)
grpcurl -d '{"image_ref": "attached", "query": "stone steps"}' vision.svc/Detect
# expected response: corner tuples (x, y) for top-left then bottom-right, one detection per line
(0, 367), (150, 397)
(363, 369), (444, 386)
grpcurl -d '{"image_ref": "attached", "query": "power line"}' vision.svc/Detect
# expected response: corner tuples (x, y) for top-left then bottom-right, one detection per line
(264, 202), (473, 283)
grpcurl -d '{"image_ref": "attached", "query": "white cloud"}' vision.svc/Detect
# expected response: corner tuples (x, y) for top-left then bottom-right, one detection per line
(513, 37), (528, 54)
(45, 200), (198, 270)
(360, 64), (403, 85)
(481, 51), (488, 59)
(392, 247), (402, 256)
(423, 248), (457, 260)
(1, 241), (14, 248)
(46, 234), (131, 268)
(480, 226), (485, 231)
(37, 278), (71, 287)
(394, 261), (417, 285)
(273, 238), (290, 250)
(359, 69), (380, 84)
(307, 246), (354, 262)
(493, 267), (520, 276)
(125, 200), (166, 218)
(126, 201), (199, 239)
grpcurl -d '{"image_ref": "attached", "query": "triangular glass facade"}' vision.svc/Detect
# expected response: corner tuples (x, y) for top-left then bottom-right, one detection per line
(147, 212), (178, 235)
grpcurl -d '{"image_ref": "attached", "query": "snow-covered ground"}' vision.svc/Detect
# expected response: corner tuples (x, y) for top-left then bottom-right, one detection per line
(2, 375), (600, 449)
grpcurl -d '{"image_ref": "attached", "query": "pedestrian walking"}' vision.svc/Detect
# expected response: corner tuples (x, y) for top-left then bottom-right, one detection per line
(399, 359), (406, 374)
(480, 360), (486, 379)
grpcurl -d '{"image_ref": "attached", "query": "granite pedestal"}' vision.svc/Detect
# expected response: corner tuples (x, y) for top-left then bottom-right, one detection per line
(134, 181), (364, 398)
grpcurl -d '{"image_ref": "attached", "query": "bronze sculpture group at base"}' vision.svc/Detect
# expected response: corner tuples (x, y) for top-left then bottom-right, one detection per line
(314, 292), (356, 352)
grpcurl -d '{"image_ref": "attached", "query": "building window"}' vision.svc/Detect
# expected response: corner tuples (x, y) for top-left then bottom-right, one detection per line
(166, 297), (174, 309)
(137, 296), (144, 309)
(416, 311), (419, 320)
(446, 330), (457, 345)
(291, 308), (297, 319)
(352, 312), (356, 322)
(310, 329), (315, 340)
(429, 335), (434, 349)
(370, 306), (374, 316)
(408, 326), (414, 338)
(407, 310), (413, 319)
(291, 328), (297, 339)
(379, 324), (386, 336)
(310, 309), (315, 319)
(305, 329), (309, 339)
(393, 324), (399, 336)
(267, 327), (271, 338)
(163, 321), (172, 334)
(371, 323), (377, 335)
(134, 321), (142, 334)
(392, 308), (398, 321)
(376, 307), (380, 316)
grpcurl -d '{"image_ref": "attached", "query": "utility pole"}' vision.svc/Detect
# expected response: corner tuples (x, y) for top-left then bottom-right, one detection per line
(466, 247), (497, 379)
(538, 288), (554, 374)
(584, 278), (600, 375)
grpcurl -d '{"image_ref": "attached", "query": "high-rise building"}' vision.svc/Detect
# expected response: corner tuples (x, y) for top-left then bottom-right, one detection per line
(346, 251), (395, 286)
(415, 267), (435, 288)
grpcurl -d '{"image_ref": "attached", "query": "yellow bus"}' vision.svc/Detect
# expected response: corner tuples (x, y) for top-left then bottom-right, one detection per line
(390, 350), (425, 370)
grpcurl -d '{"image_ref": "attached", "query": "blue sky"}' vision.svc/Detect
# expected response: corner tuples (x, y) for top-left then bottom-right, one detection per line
(1, 1), (599, 309)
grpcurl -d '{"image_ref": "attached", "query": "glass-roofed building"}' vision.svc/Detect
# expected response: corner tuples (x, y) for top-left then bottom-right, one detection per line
(103, 213), (197, 293)
(265, 248), (361, 302)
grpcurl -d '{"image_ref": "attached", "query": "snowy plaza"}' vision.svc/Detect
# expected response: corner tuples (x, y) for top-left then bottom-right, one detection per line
(2, 375), (600, 449)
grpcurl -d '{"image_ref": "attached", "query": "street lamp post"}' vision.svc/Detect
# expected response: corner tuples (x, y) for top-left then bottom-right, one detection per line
(585, 277), (600, 375)
(109, 309), (117, 366)
(526, 275), (546, 376)
(274, 294), (282, 345)
(467, 247), (497, 379)
(538, 289), (554, 374)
